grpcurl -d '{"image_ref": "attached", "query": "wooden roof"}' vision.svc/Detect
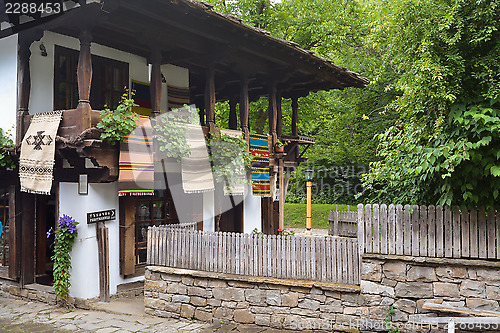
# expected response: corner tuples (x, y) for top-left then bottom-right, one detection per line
(10, 0), (369, 103)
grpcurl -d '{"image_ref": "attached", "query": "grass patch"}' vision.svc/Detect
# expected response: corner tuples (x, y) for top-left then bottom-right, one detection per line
(284, 203), (352, 229)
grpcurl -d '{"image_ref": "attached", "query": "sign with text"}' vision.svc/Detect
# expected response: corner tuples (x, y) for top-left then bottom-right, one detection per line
(87, 209), (116, 224)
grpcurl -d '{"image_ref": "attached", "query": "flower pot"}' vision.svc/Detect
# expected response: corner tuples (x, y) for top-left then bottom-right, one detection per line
(275, 146), (284, 153)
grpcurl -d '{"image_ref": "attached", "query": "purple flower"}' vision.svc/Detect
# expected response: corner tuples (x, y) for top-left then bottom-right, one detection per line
(46, 229), (52, 239)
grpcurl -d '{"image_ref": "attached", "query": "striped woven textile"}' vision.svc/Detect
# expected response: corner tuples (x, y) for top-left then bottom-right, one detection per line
(249, 133), (271, 197)
(168, 85), (190, 110)
(131, 80), (152, 117)
(118, 116), (154, 196)
(251, 167), (271, 196)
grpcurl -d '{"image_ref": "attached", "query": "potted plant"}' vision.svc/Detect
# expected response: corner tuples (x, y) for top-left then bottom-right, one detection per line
(275, 139), (284, 153)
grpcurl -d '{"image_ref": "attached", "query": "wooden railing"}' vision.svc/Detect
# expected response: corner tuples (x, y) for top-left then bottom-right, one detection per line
(147, 227), (359, 285)
(358, 204), (500, 259)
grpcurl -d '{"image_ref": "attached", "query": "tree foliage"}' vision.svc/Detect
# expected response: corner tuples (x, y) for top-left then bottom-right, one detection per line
(361, 0), (500, 209)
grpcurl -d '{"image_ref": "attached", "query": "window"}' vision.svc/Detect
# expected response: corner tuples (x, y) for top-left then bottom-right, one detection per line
(54, 46), (129, 111)
(134, 190), (178, 264)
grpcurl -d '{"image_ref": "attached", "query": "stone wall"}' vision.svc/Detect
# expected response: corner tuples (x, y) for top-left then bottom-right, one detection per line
(146, 256), (500, 332)
(361, 254), (500, 331)
(145, 266), (361, 331)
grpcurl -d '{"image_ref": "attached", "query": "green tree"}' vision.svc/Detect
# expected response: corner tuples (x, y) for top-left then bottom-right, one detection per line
(361, 0), (500, 209)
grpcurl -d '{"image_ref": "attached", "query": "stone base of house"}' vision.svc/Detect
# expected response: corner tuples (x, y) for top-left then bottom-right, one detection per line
(145, 266), (362, 332)
(146, 258), (500, 332)
(0, 278), (97, 309)
(361, 254), (500, 332)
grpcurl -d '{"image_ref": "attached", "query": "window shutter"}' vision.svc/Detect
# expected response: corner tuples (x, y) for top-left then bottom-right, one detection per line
(119, 197), (135, 276)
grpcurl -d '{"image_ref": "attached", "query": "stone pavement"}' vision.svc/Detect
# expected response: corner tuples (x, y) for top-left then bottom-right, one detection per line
(0, 293), (302, 333)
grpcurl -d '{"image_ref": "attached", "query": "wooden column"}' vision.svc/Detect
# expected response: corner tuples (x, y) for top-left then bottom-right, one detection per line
(199, 107), (206, 126)
(8, 185), (19, 279)
(228, 97), (238, 130)
(291, 96), (298, 136)
(268, 82), (278, 145)
(278, 158), (285, 230)
(204, 65), (216, 131)
(16, 35), (32, 145)
(76, 30), (93, 133)
(150, 49), (162, 118)
(239, 75), (250, 136)
(97, 222), (110, 302)
(276, 90), (283, 138)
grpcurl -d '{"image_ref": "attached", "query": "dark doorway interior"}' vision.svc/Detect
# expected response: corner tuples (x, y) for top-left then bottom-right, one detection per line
(35, 194), (57, 286)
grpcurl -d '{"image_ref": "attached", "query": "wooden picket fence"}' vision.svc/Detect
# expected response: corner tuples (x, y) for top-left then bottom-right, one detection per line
(147, 227), (359, 285)
(358, 204), (500, 259)
(329, 205), (358, 237)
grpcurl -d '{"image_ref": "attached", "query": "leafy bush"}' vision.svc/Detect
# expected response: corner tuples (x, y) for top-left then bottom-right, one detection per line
(97, 91), (139, 145)
(0, 128), (16, 169)
(153, 105), (199, 161)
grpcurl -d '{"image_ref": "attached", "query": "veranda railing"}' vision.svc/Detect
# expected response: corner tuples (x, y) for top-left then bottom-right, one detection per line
(147, 227), (359, 285)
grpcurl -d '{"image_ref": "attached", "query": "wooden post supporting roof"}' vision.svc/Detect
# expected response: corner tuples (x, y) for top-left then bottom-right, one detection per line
(76, 30), (93, 134)
(205, 64), (216, 132)
(291, 96), (298, 136)
(276, 90), (282, 138)
(150, 48), (162, 118)
(239, 75), (249, 136)
(16, 34), (32, 145)
(268, 81), (278, 145)
(228, 97), (238, 130)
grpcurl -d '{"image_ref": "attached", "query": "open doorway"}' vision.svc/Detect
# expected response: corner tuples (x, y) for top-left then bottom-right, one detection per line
(35, 194), (57, 286)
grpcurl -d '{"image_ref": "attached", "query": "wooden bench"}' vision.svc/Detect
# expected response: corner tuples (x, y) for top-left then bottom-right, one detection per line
(418, 301), (500, 332)
(328, 205), (357, 237)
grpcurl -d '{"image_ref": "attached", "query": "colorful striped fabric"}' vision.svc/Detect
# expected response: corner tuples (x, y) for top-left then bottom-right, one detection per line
(131, 80), (152, 116)
(249, 133), (271, 197)
(168, 85), (190, 110)
(118, 116), (154, 196)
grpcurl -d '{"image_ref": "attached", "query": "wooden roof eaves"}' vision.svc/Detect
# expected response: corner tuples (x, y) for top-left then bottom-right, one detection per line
(167, 0), (370, 88)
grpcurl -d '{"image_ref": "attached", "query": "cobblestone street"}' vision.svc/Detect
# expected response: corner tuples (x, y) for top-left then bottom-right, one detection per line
(0, 294), (301, 333)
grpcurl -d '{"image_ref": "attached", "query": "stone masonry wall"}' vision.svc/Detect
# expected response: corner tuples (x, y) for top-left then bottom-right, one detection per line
(145, 266), (361, 331)
(361, 255), (500, 331)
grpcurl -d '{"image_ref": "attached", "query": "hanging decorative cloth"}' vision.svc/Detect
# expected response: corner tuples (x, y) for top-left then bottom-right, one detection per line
(118, 116), (154, 196)
(249, 133), (271, 197)
(181, 124), (215, 194)
(168, 85), (190, 110)
(19, 111), (63, 195)
(220, 129), (246, 196)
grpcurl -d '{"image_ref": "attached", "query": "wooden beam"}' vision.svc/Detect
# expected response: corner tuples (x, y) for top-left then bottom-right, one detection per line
(76, 30), (93, 134)
(276, 90), (283, 138)
(228, 97), (238, 130)
(204, 64), (216, 131)
(278, 158), (285, 230)
(16, 33), (35, 145)
(268, 81), (278, 145)
(8, 185), (19, 279)
(239, 75), (250, 136)
(150, 48), (162, 117)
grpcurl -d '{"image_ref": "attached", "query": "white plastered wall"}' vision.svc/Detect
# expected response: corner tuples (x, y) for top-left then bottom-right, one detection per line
(244, 185), (261, 234)
(0, 34), (18, 131)
(60, 182), (144, 299)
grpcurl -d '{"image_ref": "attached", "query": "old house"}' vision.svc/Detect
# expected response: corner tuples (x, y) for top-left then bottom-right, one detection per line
(0, 0), (367, 301)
